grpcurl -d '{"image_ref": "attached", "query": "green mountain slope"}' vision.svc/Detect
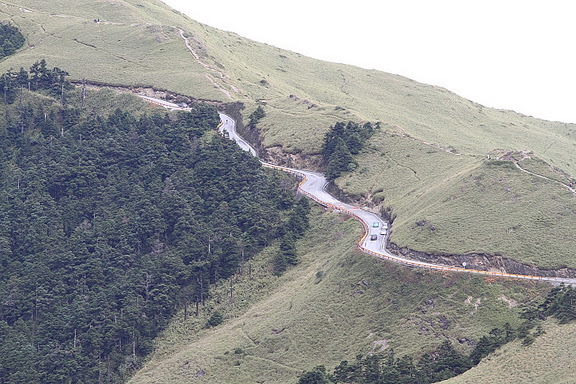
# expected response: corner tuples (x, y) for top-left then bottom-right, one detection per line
(2, 0), (575, 271)
(442, 320), (576, 384)
(342, 132), (576, 269)
(0, 0), (222, 98)
(130, 209), (549, 384)
(2, 0), (574, 162)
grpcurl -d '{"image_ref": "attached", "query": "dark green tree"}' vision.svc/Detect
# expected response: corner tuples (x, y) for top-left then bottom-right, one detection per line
(279, 232), (298, 266)
(326, 137), (356, 181)
(273, 248), (288, 276)
(298, 365), (330, 384)
(0, 23), (25, 60)
(248, 105), (266, 126)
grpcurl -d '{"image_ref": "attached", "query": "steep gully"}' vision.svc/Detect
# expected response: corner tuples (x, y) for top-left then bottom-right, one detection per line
(140, 96), (576, 286)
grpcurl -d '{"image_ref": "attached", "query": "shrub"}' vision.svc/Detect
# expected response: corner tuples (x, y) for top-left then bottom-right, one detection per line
(206, 311), (224, 328)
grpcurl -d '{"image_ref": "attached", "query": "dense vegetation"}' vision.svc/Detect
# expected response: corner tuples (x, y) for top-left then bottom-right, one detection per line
(0, 59), (72, 105)
(0, 64), (307, 382)
(298, 285), (576, 384)
(321, 121), (378, 181)
(0, 23), (25, 60)
(273, 197), (310, 275)
(247, 105), (266, 128)
(298, 341), (471, 384)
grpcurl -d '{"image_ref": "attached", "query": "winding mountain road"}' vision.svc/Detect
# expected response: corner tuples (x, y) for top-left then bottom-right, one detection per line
(140, 96), (576, 285)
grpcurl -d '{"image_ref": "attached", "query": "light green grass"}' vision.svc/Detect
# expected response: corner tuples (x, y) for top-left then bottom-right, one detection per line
(518, 156), (573, 185)
(130, 209), (550, 384)
(0, 0), (224, 98)
(340, 129), (576, 268)
(442, 320), (576, 384)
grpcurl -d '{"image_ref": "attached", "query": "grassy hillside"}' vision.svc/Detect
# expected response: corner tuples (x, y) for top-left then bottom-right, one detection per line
(0, 0), (225, 98)
(2, 0), (574, 163)
(130, 209), (550, 384)
(2, 0), (576, 270)
(442, 320), (576, 384)
(340, 129), (576, 269)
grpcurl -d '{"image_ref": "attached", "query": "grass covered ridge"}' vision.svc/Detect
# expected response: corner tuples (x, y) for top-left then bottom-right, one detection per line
(340, 129), (576, 269)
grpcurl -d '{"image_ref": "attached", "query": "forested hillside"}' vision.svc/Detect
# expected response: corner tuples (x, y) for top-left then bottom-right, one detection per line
(0, 63), (305, 382)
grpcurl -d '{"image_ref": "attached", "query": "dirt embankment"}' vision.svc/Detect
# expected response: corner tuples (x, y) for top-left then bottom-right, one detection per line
(388, 243), (576, 279)
(264, 146), (323, 170)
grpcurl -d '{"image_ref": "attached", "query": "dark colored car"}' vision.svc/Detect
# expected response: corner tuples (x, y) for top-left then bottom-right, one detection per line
(370, 234), (378, 241)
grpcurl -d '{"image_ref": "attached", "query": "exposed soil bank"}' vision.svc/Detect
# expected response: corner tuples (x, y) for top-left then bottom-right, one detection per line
(71, 80), (223, 106)
(388, 243), (576, 279)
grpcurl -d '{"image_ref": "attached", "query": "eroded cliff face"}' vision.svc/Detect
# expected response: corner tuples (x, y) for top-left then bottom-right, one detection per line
(388, 243), (576, 279)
